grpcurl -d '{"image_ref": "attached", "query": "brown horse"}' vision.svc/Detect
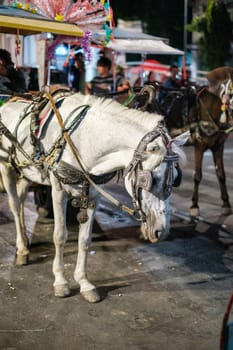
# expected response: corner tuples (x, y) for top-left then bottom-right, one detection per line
(160, 83), (233, 217)
(115, 80), (233, 218)
(188, 87), (233, 216)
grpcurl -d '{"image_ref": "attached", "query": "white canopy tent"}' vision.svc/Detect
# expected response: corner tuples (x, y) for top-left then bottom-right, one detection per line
(93, 27), (168, 42)
(106, 38), (183, 55)
(92, 26), (183, 55)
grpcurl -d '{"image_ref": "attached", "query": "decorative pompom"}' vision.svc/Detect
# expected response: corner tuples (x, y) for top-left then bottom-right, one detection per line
(220, 111), (227, 124)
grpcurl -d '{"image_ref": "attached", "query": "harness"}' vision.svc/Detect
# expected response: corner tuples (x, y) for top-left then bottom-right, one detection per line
(0, 91), (181, 226)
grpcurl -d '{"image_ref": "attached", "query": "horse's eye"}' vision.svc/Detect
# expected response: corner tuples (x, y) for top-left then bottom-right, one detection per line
(147, 144), (160, 152)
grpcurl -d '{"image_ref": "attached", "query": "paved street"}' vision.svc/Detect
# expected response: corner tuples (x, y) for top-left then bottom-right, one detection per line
(0, 135), (233, 350)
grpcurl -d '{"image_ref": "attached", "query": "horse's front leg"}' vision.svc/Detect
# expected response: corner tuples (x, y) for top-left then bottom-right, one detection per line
(74, 204), (101, 303)
(212, 144), (232, 215)
(190, 146), (204, 217)
(50, 176), (70, 297)
(0, 164), (30, 265)
(17, 176), (31, 230)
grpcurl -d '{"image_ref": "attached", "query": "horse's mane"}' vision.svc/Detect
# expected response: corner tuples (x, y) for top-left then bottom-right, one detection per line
(84, 94), (187, 164)
(71, 93), (164, 129)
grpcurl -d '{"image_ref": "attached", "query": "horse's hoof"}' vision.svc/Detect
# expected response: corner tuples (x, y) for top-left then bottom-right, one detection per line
(81, 288), (101, 303)
(189, 207), (200, 217)
(221, 207), (232, 216)
(54, 284), (71, 298)
(15, 254), (29, 266)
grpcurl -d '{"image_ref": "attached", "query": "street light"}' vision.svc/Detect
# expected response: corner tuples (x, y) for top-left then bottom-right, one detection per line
(184, 0), (188, 53)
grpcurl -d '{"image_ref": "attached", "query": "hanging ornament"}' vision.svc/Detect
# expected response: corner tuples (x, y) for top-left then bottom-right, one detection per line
(102, 23), (112, 46)
(220, 94), (228, 124)
(81, 31), (92, 61)
(15, 31), (21, 56)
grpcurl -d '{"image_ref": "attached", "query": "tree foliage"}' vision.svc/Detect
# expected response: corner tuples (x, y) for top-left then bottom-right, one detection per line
(187, 0), (232, 69)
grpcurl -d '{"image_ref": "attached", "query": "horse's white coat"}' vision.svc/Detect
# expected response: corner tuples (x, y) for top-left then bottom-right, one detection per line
(0, 93), (188, 301)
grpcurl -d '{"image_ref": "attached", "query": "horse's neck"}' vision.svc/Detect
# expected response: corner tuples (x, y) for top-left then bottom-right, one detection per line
(84, 116), (148, 174)
(59, 105), (156, 176)
(199, 90), (221, 122)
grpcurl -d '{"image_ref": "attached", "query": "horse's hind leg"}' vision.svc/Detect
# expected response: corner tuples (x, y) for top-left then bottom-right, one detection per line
(212, 144), (232, 215)
(0, 164), (30, 265)
(74, 205), (101, 303)
(190, 146), (204, 217)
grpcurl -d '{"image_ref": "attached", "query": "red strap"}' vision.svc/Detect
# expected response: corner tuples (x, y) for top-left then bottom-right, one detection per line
(220, 292), (233, 350)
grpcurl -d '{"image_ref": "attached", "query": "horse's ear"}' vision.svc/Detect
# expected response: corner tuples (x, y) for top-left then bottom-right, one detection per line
(172, 131), (190, 146)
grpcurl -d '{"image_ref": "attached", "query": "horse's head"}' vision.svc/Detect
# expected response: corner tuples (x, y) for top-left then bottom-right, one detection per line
(124, 125), (189, 243)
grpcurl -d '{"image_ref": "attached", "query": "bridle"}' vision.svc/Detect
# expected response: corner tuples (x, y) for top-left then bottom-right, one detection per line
(124, 122), (181, 222)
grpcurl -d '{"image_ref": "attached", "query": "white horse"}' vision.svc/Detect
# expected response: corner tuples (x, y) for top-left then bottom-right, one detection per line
(0, 91), (189, 302)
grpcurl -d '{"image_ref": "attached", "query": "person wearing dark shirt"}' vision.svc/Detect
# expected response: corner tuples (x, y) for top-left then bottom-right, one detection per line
(144, 71), (156, 86)
(162, 64), (181, 89)
(159, 64), (181, 103)
(0, 49), (26, 93)
(70, 52), (85, 93)
(86, 56), (122, 95)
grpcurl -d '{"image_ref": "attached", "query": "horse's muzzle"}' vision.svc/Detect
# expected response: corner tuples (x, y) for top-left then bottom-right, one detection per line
(140, 220), (169, 243)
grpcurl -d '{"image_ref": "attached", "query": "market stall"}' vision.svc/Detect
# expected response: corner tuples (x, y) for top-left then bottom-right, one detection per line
(0, 1), (109, 87)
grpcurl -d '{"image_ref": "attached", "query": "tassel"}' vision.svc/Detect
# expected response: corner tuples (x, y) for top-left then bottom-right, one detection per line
(220, 104), (227, 124)
(220, 94), (228, 124)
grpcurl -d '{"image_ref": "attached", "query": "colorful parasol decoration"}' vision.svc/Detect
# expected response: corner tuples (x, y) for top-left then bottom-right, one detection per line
(8, 0), (111, 59)
(8, 1), (107, 30)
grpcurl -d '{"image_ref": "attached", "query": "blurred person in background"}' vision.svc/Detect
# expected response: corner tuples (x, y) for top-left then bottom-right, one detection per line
(115, 65), (131, 92)
(86, 56), (122, 95)
(144, 71), (158, 87)
(0, 48), (26, 92)
(162, 64), (181, 89)
(159, 64), (181, 103)
(70, 52), (85, 93)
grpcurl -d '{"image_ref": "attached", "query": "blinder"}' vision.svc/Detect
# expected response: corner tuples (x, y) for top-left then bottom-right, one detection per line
(135, 158), (182, 195)
(135, 170), (153, 192)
